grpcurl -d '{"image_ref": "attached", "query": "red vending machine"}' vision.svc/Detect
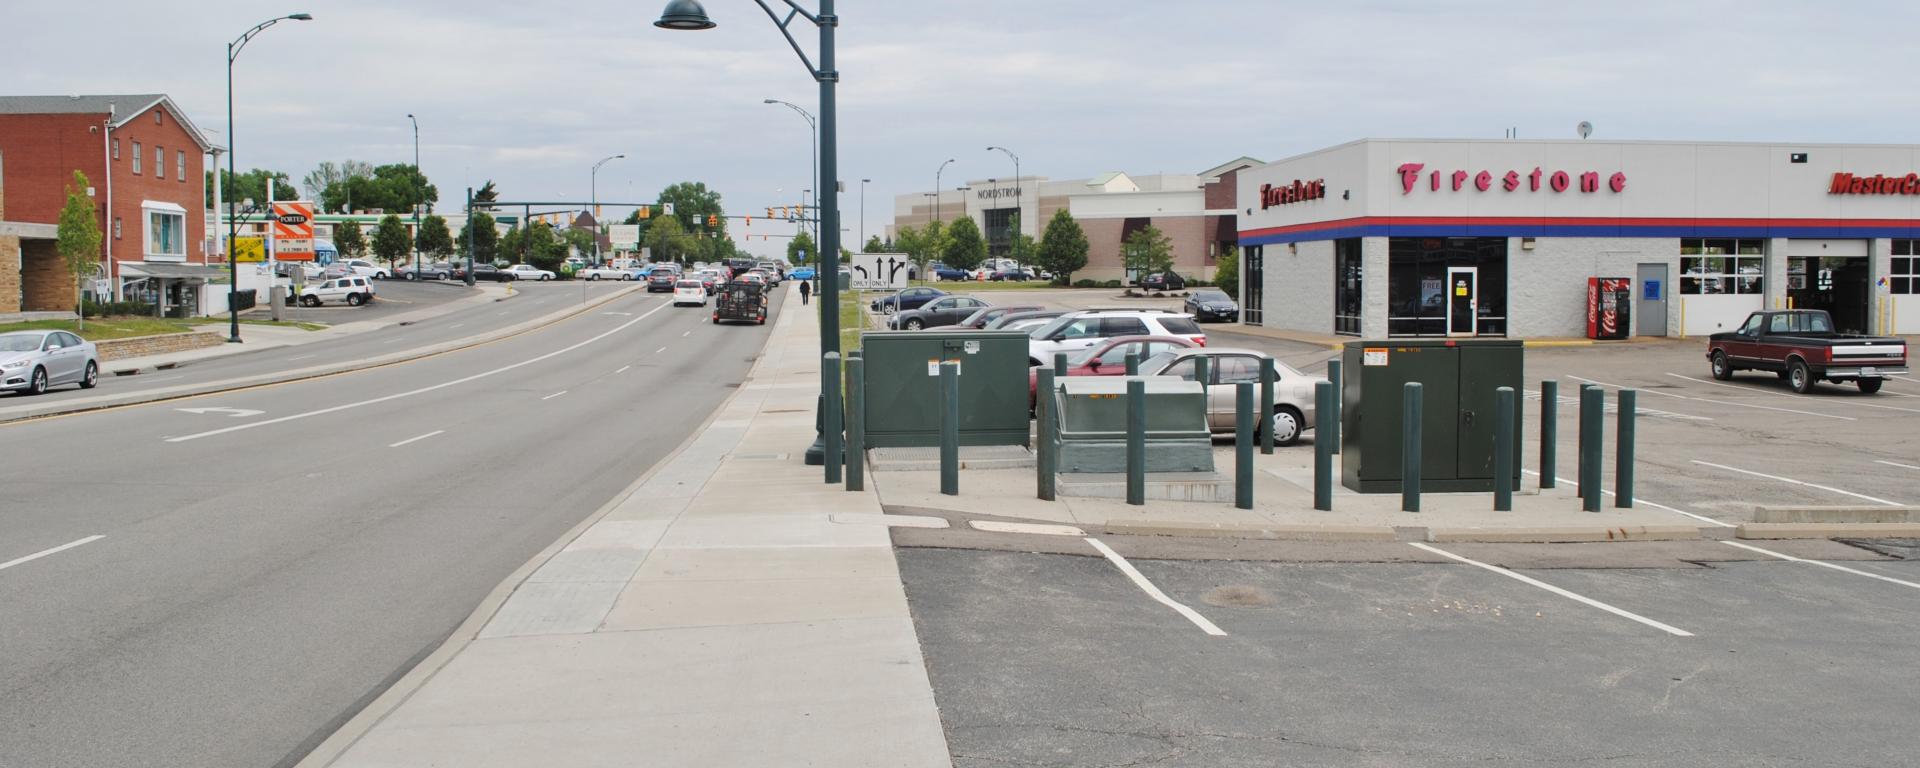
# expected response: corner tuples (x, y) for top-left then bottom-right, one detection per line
(1586, 277), (1632, 340)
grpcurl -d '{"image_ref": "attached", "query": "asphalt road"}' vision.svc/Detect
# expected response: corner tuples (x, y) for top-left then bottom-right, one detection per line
(4, 281), (638, 412)
(0, 286), (779, 767)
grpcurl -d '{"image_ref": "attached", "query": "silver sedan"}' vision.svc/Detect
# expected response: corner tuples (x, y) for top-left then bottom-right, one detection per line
(1138, 346), (1323, 445)
(1, 330), (100, 395)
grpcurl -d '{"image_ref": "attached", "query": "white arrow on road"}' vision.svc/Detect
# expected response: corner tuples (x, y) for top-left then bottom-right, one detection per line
(176, 407), (265, 418)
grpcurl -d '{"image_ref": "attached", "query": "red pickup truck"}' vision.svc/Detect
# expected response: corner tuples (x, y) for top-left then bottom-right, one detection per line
(1707, 310), (1908, 394)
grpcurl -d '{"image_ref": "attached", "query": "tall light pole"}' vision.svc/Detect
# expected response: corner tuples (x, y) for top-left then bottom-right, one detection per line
(935, 158), (955, 224)
(407, 113), (420, 278)
(859, 178), (870, 250)
(591, 153), (625, 264)
(226, 11), (313, 344)
(764, 98), (816, 246)
(987, 145), (1020, 258)
(658, 0), (846, 479)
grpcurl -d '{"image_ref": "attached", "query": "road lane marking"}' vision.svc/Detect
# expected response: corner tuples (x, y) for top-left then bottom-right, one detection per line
(541, 390), (568, 401)
(615, 365), (631, 374)
(655, 347), (667, 354)
(166, 301), (671, 443)
(1085, 538), (1227, 637)
(1876, 460), (1920, 471)
(1643, 374), (1857, 420)
(683, 330), (691, 337)
(1690, 460), (1902, 506)
(1409, 542), (1695, 637)
(388, 430), (445, 448)
(383, 338), (404, 344)
(1667, 372), (1920, 415)
(450, 323), (465, 329)
(1521, 469), (1734, 528)
(1, 535), (105, 573)
(1722, 541), (1920, 591)
(497, 311), (510, 316)
(175, 406), (264, 418)
(287, 354), (317, 362)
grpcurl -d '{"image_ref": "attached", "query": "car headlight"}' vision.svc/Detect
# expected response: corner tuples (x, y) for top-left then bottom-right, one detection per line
(2, 360), (26, 370)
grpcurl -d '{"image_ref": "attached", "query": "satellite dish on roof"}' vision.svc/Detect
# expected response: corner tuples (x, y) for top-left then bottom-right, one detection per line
(1577, 121), (1593, 139)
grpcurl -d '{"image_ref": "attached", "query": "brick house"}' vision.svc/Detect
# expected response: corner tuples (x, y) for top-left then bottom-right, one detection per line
(0, 94), (219, 316)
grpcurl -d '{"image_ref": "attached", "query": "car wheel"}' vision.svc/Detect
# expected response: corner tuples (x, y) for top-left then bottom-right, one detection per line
(1789, 359), (1816, 394)
(1710, 351), (1733, 381)
(300, 295), (320, 307)
(541, 274), (551, 281)
(26, 367), (47, 396)
(1859, 378), (1884, 394)
(904, 318), (924, 330)
(438, 272), (450, 280)
(1265, 405), (1303, 446)
(347, 293), (365, 307)
(80, 361), (98, 389)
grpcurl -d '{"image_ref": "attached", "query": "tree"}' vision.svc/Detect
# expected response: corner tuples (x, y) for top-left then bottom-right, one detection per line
(473, 180), (499, 206)
(863, 235), (884, 253)
(561, 227), (596, 262)
(302, 160), (373, 208)
(643, 215), (693, 264)
(1212, 245), (1239, 298)
(942, 216), (987, 271)
(320, 163), (437, 217)
(457, 212), (500, 265)
(1006, 212), (1037, 267)
(334, 219), (367, 259)
(787, 230), (817, 265)
(895, 220), (948, 275)
(207, 168), (298, 209)
(370, 214), (411, 266)
(522, 221), (569, 271)
(416, 214), (454, 259)
(57, 171), (102, 327)
(1036, 209), (1089, 283)
(1121, 225), (1173, 281)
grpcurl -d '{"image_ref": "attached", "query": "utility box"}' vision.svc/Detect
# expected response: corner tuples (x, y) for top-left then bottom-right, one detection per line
(1340, 339), (1523, 493)
(1054, 377), (1213, 473)
(861, 330), (1031, 448)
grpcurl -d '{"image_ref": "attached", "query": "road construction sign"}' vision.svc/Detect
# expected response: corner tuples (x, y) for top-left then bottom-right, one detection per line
(273, 202), (316, 261)
(233, 236), (266, 263)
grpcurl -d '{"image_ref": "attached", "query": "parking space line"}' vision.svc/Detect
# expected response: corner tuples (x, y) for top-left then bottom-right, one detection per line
(388, 430), (445, 448)
(1084, 538), (1227, 637)
(1410, 543), (1695, 637)
(1520, 469), (1734, 528)
(682, 330), (691, 337)
(615, 365), (631, 374)
(1, 535), (105, 573)
(1690, 460), (1903, 506)
(1634, 374), (1857, 420)
(1667, 373), (1920, 415)
(655, 346), (667, 354)
(1722, 541), (1920, 591)
(1875, 460), (1920, 471)
(541, 390), (568, 401)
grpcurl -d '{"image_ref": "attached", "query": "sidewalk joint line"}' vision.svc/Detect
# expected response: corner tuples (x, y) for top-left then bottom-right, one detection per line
(1721, 540), (1920, 591)
(1410, 542), (1694, 637)
(1084, 537), (1227, 636)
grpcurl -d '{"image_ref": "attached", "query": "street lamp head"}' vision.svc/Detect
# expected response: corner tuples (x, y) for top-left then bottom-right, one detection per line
(288, 13), (313, 20)
(615, 153), (626, 159)
(763, 98), (778, 104)
(654, 0), (716, 30)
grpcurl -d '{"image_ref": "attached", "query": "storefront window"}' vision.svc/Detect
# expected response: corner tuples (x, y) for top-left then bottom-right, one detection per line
(1333, 238), (1362, 335)
(1680, 239), (1763, 294)
(147, 209), (186, 260)
(1892, 240), (1918, 294)
(1387, 237), (1507, 336)
(1242, 245), (1264, 325)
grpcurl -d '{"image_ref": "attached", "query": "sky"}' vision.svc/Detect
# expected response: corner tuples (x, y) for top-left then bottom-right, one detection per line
(8, 0), (1920, 259)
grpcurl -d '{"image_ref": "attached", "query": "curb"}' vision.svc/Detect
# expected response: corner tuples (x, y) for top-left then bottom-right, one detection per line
(0, 284), (642, 425)
(1102, 520), (1397, 541)
(291, 288), (789, 768)
(1425, 524), (1703, 543)
(1737, 522), (1920, 539)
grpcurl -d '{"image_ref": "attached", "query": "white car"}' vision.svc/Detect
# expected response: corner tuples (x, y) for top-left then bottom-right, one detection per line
(673, 279), (708, 307)
(1026, 309), (1206, 366)
(337, 259), (389, 279)
(299, 275), (377, 307)
(578, 266), (635, 281)
(506, 264), (555, 281)
(1, 330), (99, 394)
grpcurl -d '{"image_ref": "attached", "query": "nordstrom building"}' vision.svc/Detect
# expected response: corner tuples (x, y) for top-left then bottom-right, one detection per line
(1235, 138), (1920, 339)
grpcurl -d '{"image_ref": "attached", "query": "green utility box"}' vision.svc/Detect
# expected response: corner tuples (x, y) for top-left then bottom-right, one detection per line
(1340, 339), (1523, 493)
(1053, 377), (1213, 473)
(861, 330), (1031, 447)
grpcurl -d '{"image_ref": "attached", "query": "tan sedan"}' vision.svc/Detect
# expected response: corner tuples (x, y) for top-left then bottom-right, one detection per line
(1138, 347), (1324, 445)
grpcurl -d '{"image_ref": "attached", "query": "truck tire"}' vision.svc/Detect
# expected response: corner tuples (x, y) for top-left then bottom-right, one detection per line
(1789, 359), (1816, 394)
(1859, 378), (1884, 394)
(1710, 351), (1734, 380)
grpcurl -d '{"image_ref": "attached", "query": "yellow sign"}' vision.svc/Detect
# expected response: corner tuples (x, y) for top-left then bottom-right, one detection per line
(233, 236), (265, 263)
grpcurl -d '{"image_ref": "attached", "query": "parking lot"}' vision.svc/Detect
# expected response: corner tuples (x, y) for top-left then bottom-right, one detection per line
(262, 276), (481, 325)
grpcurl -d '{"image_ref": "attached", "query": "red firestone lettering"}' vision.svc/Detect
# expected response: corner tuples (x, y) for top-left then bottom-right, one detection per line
(1579, 171), (1600, 193)
(1611, 172), (1627, 193)
(1475, 171), (1493, 191)
(1529, 167), (1544, 191)
(1398, 163), (1424, 194)
(1503, 171), (1521, 191)
(1430, 171), (1440, 191)
(1550, 171), (1571, 192)
(1452, 170), (1469, 191)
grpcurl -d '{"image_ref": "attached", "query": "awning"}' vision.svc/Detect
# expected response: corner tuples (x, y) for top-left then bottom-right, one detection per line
(119, 262), (229, 281)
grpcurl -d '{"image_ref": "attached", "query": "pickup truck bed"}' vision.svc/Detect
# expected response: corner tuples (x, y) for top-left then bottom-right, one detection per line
(1707, 310), (1908, 393)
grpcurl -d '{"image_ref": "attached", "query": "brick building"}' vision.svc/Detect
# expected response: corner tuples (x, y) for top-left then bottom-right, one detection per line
(0, 94), (219, 316)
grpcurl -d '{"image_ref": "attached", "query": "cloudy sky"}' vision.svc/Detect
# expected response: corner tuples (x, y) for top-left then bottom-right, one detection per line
(8, 0), (1918, 258)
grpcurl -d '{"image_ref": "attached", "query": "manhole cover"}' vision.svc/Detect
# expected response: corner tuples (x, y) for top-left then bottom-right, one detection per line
(1201, 584), (1276, 608)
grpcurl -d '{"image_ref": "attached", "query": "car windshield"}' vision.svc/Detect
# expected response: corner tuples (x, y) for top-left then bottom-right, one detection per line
(1065, 346), (1104, 366)
(0, 334), (43, 352)
(1196, 290), (1230, 302)
(1139, 350), (1178, 373)
(1160, 317), (1203, 335)
(677, 280), (702, 288)
(1030, 315), (1075, 339)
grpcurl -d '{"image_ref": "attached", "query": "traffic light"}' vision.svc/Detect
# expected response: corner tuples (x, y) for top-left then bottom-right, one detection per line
(707, 214), (718, 227)
(765, 207), (774, 219)
(638, 205), (651, 219)
(745, 216), (752, 226)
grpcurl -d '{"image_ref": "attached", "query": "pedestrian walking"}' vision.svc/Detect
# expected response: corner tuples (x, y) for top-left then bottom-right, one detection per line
(799, 277), (812, 305)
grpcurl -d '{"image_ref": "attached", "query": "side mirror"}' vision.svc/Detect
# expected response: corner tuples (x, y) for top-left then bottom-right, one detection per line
(1087, 359), (1101, 370)
(46, 345), (62, 351)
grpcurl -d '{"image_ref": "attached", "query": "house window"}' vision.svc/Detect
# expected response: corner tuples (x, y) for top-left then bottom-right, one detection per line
(113, 138), (120, 160)
(154, 110), (163, 125)
(145, 203), (187, 261)
(132, 142), (142, 174)
(1893, 240), (1920, 295)
(114, 217), (122, 239)
(176, 150), (186, 183)
(154, 145), (165, 179)
(1680, 238), (1764, 294)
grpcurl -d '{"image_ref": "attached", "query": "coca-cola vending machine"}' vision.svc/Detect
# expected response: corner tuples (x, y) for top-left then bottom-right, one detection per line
(1586, 277), (1632, 340)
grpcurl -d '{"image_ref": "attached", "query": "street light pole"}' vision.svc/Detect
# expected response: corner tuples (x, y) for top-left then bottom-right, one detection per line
(226, 11), (314, 344)
(860, 178), (869, 250)
(987, 145), (1020, 258)
(764, 98), (816, 248)
(591, 153), (625, 264)
(407, 113), (420, 279)
(935, 158), (954, 225)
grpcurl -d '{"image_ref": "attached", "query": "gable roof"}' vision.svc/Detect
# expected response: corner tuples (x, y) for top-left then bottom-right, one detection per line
(0, 94), (214, 152)
(1199, 156), (1265, 181)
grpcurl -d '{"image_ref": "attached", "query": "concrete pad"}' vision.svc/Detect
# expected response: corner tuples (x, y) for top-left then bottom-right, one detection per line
(602, 495), (690, 522)
(600, 576), (907, 630)
(565, 519), (671, 550)
(1752, 505), (1920, 523)
(631, 546), (902, 582)
(525, 548), (650, 584)
(969, 520), (1087, 536)
(652, 514), (890, 549)
(1056, 471), (1236, 502)
(830, 513), (950, 529)
(1738, 522), (1920, 539)
(478, 581), (627, 638)
(1425, 524), (1704, 543)
(1101, 520), (1398, 541)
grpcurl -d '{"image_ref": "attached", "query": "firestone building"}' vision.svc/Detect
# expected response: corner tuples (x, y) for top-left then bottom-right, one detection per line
(1235, 138), (1920, 339)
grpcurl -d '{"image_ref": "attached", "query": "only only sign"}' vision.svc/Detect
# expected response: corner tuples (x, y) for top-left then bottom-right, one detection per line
(846, 252), (911, 291)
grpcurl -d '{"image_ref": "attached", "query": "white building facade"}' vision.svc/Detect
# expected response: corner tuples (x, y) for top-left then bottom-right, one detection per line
(1236, 139), (1920, 339)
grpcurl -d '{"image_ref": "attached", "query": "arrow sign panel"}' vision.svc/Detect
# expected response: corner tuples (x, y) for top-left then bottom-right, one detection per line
(846, 252), (910, 291)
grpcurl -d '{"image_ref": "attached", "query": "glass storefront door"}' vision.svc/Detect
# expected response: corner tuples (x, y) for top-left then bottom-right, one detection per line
(1447, 267), (1478, 337)
(1388, 237), (1507, 337)
(1242, 245), (1263, 325)
(1333, 239), (1362, 335)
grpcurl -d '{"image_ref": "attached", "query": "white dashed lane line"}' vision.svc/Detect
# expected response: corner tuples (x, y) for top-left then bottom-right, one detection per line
(541, 391), (568, 401)
(0, 535), (105, 574)
(388, 430), (445, 448)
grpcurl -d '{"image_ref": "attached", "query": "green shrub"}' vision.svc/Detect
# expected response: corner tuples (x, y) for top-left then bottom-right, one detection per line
(82, 299), (156, 318)
(1073, 278), (1096, 288)
(1102, 279), (1122, 289)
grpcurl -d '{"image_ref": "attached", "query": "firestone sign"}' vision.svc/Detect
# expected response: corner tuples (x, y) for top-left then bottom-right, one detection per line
(1397, 163), (1627, 195)
(1828, 172), (1920, 196)
(1259, 179), (1325, 209)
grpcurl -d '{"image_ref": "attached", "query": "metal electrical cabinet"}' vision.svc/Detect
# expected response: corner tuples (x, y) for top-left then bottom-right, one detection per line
(860, 330), (1031, 447)
(1053, 377), (1213, 473)
(1339, 339), (1523, 493)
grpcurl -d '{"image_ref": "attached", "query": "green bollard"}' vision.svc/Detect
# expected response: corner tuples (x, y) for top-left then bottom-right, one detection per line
(845, 355), (865, 492)
(824, 352), (843, 485)
(1193, 355), (1211, 390)
(1494, 386), (1514, 511)
(1126, 378), (1146, 506)
(1616, 389), (1636, 508)
(1326, 358), (1343, 454)
(1036, 368), (1057, 501)
(1402, 382), (1423, 513)
(1235, 381), (1254, 510)
(1053, 352), (1069, 378)
(1540, 380), (1558, 489)
(1579, 385), (1603, 512)
(1125, 351), (1139, 376)
(939, 360), (959, 496)
(1259, 358), (1277, 455)
(1314, 379), (1333, 511)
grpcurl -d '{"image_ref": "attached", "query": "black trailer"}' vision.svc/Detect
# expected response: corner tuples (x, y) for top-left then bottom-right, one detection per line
(713, 280), (769, 325)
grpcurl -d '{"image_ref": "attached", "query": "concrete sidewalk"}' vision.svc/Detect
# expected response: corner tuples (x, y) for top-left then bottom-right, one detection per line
(304, 285), (951, 767)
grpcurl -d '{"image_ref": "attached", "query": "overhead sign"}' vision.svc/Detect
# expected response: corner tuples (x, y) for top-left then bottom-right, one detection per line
(233, 236), (266, 263)
(609, 224), (640, 249)
(272, 201), (316, 261)
(846, 252), (911, 291)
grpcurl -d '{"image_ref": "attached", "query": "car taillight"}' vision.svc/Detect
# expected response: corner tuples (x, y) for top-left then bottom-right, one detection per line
(1820, 347), (1832, 363)
(1195, 336), (1207, 347)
